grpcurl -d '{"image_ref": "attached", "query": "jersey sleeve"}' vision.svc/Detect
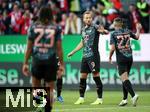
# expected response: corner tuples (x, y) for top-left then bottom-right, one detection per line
(94, 24), (100, 34)
(129, 30), (137, 40)
(110, 32), (115, 45)
(55, 26), (62, 41)
(94, 24), (100, 30)
(94, 24), (104, 34)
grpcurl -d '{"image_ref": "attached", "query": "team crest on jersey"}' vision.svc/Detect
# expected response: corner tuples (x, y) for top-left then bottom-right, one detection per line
(86, 29), (92, 33)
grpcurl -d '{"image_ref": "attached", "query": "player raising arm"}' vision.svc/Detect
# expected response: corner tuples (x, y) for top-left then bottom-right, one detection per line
(109, 17), (142, 106)
(68, 11), (108, 105)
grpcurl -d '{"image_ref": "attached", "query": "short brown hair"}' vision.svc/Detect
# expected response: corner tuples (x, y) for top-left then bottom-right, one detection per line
(83, 10), (93, 18)
(114, 17), (123, 24)
(113, 17), (123, 27)
(39, 6), (53, 23)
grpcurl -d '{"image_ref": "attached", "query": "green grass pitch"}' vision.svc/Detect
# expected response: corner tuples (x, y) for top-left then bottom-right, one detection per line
(0, 90), (149, 112)
(53, 91), (150, 112)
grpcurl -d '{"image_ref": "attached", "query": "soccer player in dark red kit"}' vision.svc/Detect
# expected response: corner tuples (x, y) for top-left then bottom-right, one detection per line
(22, 6), (64, 111)
(68, 11), (108, 105)
(109, 17), (141, 106)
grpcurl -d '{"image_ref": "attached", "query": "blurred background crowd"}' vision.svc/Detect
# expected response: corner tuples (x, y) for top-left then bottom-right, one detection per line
(0, 0), (150, 35)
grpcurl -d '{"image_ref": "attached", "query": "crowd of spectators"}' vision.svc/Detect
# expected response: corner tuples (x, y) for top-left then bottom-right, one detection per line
(0, 0), (150, 35)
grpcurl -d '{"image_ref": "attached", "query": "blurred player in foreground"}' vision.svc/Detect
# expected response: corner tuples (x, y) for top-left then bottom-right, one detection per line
(68, 11), (108, 105)
(109, 17), (142, 106)
(22, 6), (64, 111)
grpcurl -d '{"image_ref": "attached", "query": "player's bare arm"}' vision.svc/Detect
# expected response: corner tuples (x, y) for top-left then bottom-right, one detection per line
(67, 40), (83, 57)
(135, 23), (142, 40)
(22, 40), (33, 76)
(109, 44), (115, 64)
(57, 40), (65, 74)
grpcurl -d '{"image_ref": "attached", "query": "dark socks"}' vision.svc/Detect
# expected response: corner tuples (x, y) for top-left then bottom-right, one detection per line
(79, 78), (86, 97)
(45, 98), (52, 112)
(123, 80), (135, 98)
(93, 77), (103, 98)
(57, 78), (63, 97)
(45, 87), (52, 112)
(122, 82), (128, 100)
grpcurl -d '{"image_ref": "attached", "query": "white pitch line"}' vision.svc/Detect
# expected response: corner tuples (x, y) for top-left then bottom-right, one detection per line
(52, 106), (150, 112)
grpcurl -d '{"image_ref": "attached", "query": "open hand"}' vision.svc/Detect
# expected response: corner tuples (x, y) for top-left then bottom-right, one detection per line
(22, 64), (31, 76)
(98, 25), (109, 34)
(136, 23), (142, 31)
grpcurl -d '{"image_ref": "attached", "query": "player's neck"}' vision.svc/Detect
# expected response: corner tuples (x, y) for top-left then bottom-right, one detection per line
(115, 27), (122, 30)
(85, 24), (92, 28)
(40, 19), (51, 25)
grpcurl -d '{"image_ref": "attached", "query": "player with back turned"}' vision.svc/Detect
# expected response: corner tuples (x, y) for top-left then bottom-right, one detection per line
(22, 6), (64, 112)
(68, 11), (108, 105)
(109, 17), (142, 106)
